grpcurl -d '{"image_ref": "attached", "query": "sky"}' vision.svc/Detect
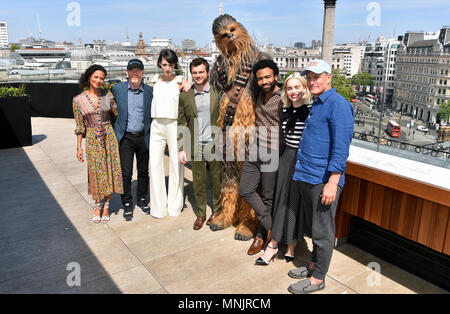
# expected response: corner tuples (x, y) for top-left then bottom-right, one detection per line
(1, 0), (449, 47)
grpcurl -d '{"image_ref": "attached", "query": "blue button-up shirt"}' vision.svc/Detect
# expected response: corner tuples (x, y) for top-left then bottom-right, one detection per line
(293, 88), (354, 187)
(126, 83), (144, 133)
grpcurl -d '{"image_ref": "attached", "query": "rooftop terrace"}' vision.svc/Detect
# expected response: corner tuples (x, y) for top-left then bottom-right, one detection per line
(0, 117), (447, 294)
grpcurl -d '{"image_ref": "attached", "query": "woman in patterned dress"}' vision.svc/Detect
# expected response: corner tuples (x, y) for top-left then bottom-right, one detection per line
(73, 64), (123, 223)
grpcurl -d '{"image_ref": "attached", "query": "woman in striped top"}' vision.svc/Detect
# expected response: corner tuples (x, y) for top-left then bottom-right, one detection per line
(255, 73), (311, 266)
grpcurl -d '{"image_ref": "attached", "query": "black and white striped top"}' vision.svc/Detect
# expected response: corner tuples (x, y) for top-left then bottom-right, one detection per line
(281, 104), (311, 149)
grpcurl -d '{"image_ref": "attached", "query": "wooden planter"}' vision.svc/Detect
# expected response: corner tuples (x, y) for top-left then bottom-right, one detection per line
(0, 96), (32, 149)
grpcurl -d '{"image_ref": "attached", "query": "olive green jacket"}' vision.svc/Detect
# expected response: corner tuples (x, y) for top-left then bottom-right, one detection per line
(177, 85), (221, 159)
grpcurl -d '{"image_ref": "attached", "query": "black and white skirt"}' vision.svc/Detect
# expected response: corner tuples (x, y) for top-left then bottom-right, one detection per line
(271, 146), (305, 245)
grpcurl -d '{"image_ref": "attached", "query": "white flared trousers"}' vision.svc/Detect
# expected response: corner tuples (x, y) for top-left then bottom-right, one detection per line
(149, 118), (184, 218)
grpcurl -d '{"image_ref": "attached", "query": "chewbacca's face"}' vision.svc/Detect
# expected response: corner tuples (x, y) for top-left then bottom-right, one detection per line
(214, 21), (250, 54)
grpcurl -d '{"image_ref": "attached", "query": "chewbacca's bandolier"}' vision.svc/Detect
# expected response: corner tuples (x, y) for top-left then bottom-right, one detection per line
(216, 55), (254, 127)
(215, 53), (260, 157)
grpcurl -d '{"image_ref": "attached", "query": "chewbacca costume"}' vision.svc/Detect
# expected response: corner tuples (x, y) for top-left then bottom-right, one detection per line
(209, 14), (272, 241)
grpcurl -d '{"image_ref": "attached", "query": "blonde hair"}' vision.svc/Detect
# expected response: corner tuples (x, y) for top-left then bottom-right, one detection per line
(281, 72), (311, 108)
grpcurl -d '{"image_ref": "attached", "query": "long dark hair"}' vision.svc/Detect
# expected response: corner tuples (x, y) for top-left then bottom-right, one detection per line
(79, 64), (107, 89)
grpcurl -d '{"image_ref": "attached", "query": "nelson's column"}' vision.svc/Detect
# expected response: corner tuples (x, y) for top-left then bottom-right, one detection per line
(321, 0), (337, 65)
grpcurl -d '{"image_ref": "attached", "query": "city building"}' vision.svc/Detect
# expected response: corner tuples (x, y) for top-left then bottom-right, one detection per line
(0, 68), (6, 80)
(392, 26), (450, 123)
(19, 35), (55, 48)
(273, 48), (321, 73)
(150, 38), (172, 48)
(311, 40), (322, 49)
(273, 47), (345, 77)
(182, 39), (196, 50)
(93, 40), (106, 54)
(0, 49), (24, 70)
(333, 44), (365, 78)
(361, 37), (400, 105)
(69, 47), (101, 70)
(0, 22), (8, 47)
(135, 32), (149, 57)
(16, 47), (69, 67)
(294, 42), (306, 49)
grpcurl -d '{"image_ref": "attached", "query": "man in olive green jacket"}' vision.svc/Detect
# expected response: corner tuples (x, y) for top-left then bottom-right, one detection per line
(178, 58), (222, 230)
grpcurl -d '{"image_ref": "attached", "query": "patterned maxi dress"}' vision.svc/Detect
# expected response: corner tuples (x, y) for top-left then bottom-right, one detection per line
(73, 89), (123, 202)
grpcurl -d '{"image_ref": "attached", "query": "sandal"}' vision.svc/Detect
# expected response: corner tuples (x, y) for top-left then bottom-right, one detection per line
(101, 201), (110, 223)
(255, 244), (278, 266)
(92, 202), (102, 223)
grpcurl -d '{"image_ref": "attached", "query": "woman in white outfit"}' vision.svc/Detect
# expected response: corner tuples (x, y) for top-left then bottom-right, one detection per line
(150, 49), (189, 218)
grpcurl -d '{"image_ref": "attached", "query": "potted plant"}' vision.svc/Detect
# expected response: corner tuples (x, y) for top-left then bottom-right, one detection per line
(0, 84), (32, 149)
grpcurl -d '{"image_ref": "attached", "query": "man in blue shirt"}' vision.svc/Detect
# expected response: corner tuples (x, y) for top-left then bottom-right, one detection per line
(287, 59), (354, 294)
(112, 59), (153, 221)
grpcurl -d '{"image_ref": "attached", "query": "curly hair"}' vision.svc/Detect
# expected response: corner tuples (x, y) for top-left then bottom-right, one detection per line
(252, 59), (279, 76)
(79, 64), (107, 89)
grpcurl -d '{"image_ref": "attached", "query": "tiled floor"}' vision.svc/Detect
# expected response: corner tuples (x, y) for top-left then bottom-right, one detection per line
(0, 117), (447, 294)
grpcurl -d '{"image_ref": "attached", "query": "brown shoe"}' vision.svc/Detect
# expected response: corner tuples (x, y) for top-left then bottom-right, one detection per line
(206, 212), (219, 226)
(193, 216), (206, 230)
(247, 236), (265, 255)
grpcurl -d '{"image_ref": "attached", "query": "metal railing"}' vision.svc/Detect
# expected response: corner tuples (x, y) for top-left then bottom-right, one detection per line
(353, 131), (450, 159)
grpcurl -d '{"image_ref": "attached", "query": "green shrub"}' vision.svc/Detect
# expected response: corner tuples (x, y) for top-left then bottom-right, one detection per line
(0, 84), (26, 97)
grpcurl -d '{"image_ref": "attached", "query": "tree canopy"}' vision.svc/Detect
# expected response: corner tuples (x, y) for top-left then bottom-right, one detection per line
(439, 100), (450, 122)
(9, 44), (20, 52)
(351, 72), (373, 87)
(331, 69), (355, 101)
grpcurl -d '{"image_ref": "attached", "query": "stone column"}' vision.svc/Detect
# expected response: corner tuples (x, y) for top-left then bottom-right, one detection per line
(321, 0), (337, 65)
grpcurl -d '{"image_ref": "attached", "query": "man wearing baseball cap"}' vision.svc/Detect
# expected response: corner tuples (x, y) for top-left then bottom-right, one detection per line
(112, 59), (153, 221)
(287, 59), (354, 293)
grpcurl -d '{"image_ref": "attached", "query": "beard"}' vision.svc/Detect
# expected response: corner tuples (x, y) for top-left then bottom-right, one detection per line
(261, 81), (276, 94)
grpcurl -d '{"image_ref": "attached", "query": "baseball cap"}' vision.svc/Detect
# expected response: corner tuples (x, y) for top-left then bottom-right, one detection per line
(127, 59), (144, 70)
(301, 59), (331, 76)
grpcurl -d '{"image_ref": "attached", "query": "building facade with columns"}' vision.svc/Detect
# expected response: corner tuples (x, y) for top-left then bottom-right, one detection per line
(393, 27), (450, 123)
(273, 47), (353, 78)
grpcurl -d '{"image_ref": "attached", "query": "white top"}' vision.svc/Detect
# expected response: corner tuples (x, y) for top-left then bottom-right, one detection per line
(151, 77), (181, 119)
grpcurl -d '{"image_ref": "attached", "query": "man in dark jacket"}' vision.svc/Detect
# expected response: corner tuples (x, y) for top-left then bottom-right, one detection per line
(112, 59), (153, 221)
